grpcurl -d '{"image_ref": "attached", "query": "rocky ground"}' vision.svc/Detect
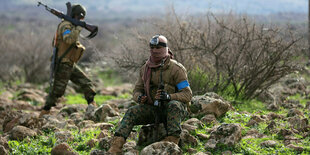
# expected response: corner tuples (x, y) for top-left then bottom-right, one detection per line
(0, 73), (310, 154)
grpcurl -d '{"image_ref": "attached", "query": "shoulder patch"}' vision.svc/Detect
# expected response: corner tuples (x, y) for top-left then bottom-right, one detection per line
(58, 21), (73, 33)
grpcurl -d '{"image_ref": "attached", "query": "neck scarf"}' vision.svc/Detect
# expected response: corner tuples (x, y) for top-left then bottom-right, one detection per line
(142, 49), (173, 104)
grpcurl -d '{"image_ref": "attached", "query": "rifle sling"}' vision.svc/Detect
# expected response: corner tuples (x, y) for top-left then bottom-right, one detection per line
(57, 43), (75, 65)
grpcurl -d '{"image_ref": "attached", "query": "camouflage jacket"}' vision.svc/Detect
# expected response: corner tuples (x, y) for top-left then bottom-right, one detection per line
(54, 20), (85, 64)
(133, 58), (192, 105)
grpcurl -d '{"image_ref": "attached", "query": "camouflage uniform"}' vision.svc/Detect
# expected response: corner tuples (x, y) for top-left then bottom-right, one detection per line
(115, 58), (192, 139)
(43, 19), (96, 111)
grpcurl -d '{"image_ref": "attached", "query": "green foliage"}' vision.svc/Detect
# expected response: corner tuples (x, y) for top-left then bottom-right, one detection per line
(8, 128), (102, 155)
(188, 66), (209, 95)
(232, 99), (267, 113)
(97, 68), (124, 86)
(65, 93), (131, 105)
(9, 134), (55, 155)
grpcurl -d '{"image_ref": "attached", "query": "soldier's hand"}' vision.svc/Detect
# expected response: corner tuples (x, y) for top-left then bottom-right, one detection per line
(155, 90), (171, 101)
(138, 94), (147, 104)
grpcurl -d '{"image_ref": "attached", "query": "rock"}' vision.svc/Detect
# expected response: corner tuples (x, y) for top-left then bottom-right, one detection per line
(180, 130), (198, 147)
(137, 123), (166, 146)
(97, 130), (110, 139)
(18, 113), (42, 129)
(87, 139), (98, 148)
(0, 91), (13, 100)
(205, 123), (242, 149)
(187, 148), (198, 154)
(267, 103), (279, 111)
(287, 108), (304, 117)
(246, 115), (268, 127)
(265, 121), (277, 132)
(260, 140), (277, 148)
(286, 144), (303, 152)
(287, 116), (308, 131)
(190, 92), (230, 118)
(84, 104), (96, 120)
(284, 135), (301, 146)
(94, 104), (119, 122)
(43, 116), (67, 129)
(267, 112), (284, 120)
(10, 125), (37, 140)
(17, 88), (46, 104)
(98, 137), (111, 150)
(55, 131), (73, 143)
(183, 118), (204, 128)
(124, 150), (139, 155)
(201, 114), (217, 125)
(90, 149), (105, 155)
(60, 105), (84, 116)
(140, 141), (182, 155)
(0, 145), (8, 155)
(221, 150), (232, 155)
(77, 120), (95, 128)
(243, 129), (267, 139)
(51, 143), (78, 155)
(194, 152), (212, 155)
(277, 129), (293, 139)
(181, 124), (198, 133)
(0, 137), (9, 150)
(123, 141), (137, 153)
(91, 123), (114, 130)
(282, 99), (303, 109)
(3, 110), (23, 133)
(197, 133), (209, 140)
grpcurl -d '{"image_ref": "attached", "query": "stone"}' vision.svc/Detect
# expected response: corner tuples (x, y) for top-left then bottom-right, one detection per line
(51, 143), (78, 155)
(90, 149), (105, 155)
(99, 137), (111, 150)
(180, 130), (198, 147)
(140, 141), (182, 155)
(10, 125), (37, 140)
(137, 123), (166, 146)
(286, 144), (303, 152)
(55, 131), (73, 143)
(201, 114), (217, 125)
(287, 108), (304, 117)
(260, 140), (277, 148)
(94, 104), (119, 122)
(196, 133), (209, 140)
(0, 145), (8, 155)
(87, 139), (98, 148)
(190, 92), (230, 118)
(205, 123), (242, 149)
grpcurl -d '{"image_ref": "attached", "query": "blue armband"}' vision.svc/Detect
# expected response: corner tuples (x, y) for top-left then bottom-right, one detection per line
(63, 29), (71, 36)
(176, 80), (189, 90)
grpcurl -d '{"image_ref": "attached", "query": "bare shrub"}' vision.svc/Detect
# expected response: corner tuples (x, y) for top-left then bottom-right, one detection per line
(112, 10), (304, 99)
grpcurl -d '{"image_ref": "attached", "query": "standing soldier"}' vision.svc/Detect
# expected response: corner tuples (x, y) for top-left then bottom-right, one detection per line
(40, 4), (96, 117)
(108, 35), (192, 154)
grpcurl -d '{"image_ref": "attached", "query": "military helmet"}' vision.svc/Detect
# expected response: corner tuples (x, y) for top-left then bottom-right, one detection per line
(71, 4), (86, 18)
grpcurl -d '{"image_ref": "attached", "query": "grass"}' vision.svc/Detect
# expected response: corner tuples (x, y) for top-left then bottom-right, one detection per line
(65, 93), (131, 105)
(8, 128), (103, 155)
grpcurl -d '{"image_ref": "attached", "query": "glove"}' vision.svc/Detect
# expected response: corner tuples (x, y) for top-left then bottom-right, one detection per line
(138, 94), (147, 104)
(159, 90), (171, 101)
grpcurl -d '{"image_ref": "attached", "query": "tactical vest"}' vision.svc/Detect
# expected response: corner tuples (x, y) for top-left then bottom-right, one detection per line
(53, 21), (85, 64)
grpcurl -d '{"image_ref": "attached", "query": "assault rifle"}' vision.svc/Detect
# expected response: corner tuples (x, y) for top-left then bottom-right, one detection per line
(37, 2), (98, 39)
(153, 59), (168, 141)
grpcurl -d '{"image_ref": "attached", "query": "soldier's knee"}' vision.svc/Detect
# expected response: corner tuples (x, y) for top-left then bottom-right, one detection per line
(167, 101), (181, 109)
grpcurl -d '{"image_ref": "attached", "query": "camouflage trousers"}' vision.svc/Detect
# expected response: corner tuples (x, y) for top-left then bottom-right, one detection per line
(115, 100), (187, 139)
(43, 62), (96, 110)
